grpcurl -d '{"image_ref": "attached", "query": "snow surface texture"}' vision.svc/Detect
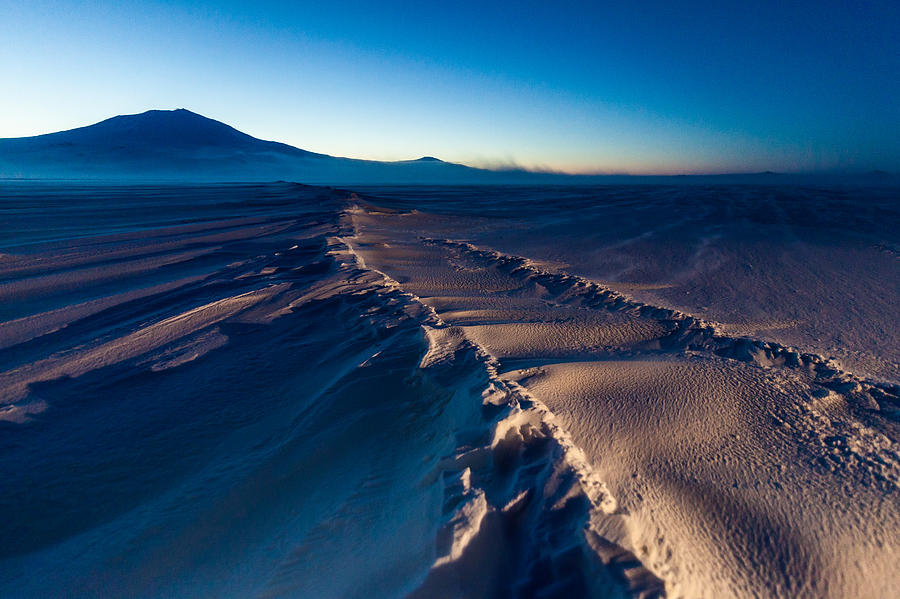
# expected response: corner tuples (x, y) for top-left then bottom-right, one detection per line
(354, 184), (900, 382)
(347, 189), (900, 599)
(1, 182), (898, 598)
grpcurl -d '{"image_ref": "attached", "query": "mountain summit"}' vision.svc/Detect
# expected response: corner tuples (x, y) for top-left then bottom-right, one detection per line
(85, 109), (265, 148)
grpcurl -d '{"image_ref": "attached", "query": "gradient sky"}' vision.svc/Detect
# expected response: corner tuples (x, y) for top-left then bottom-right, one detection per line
(2, 0), (898, 174)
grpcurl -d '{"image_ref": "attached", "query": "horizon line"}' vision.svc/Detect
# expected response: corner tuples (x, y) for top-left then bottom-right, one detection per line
(2, 107), (897, 179)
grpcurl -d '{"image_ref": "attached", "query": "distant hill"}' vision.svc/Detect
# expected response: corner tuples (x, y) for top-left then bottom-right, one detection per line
(0, 109), (896, 185)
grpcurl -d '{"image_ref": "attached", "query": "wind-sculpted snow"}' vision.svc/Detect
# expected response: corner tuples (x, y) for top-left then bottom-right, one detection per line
(347, 200), (900, 598)
(0, 183), (484, 596)
(419, 237), (900, 425)
(354, 184), (900, 382)
(340, 237), (666, 598)
(2, 182), (898, 598)
(0, 183), (661, 598)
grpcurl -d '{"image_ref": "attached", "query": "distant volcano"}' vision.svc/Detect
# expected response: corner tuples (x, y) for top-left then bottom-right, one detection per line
(0, 109), (490, 183)
(16, 109), (321, 154)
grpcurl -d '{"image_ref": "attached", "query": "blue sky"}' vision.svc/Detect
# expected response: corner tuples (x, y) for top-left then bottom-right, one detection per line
(2, 0), (898, 173)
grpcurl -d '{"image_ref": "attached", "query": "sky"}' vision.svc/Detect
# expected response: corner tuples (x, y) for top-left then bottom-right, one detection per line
(1, 0), (898, 174)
